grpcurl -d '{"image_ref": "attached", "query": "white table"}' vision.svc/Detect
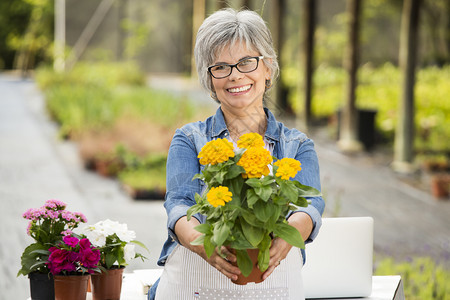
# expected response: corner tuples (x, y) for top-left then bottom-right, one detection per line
(120, 270), (404, 300)
(27, 272), (404, 300)
(305, 275), (404, 300)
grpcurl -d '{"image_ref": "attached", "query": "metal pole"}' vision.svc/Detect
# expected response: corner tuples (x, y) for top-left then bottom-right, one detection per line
(54, 0), (65, 72)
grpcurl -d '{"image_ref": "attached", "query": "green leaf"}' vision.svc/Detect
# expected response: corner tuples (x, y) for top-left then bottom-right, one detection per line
(187, 202), (203, 220)
(224, 164), (244, 179)
(273, 223), (305, 249)
(226, 178), (244, 205)
(293, 181), (321, 197)
(261, 176), (275, 186)
(246, 189), (259, 208)
(267, 204), (282, 230)
(106, 252), (117, 269)
(254, 185), (272, 202)
(245, 178), (262, 188)
(18, 243), (49, 276)
(257, 235), (271, 272)
(253, 200), (273, 223)
(204, 235), (215, 258)
(130, 240), (149, 253)
(213, 222), (230, 247)
(257, 247), (270, 272)
(194, 223), (211, 234)
(291, 196), (309, 208)
(190, 235), (205, 246)
(242, 224), (265, 247)
(235, 249), (253, 277)
(192, 173), (204, 181)
(240, 211), (260, 227)
(280, 181), (298, 203)
(214, 170), (225, 184)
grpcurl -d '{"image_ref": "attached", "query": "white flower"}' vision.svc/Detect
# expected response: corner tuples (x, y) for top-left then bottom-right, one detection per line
(124, 244), (136, 263)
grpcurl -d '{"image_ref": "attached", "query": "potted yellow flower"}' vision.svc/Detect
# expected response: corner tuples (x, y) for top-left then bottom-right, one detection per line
(187, 133), (321, 283)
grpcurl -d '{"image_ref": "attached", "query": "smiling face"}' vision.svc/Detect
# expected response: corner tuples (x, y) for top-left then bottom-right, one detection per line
(211, 42), (271, 117)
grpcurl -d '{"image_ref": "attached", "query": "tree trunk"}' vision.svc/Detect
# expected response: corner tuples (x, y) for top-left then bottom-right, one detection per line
(299, 0), (317, 130)
(393, 0), (421, 173)
(217, 0), (227, 9)
(271, 0), (292, 117)
(54, 0), (65, 72)
(338, 0), (363, 152)
(191, 0), (206, 77)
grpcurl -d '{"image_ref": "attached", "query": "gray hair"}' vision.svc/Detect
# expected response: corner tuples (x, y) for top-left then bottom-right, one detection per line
(194, 8), (279, 102)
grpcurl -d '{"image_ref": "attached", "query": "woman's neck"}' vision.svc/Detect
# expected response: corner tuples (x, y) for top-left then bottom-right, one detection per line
(223, 107), (267, 141)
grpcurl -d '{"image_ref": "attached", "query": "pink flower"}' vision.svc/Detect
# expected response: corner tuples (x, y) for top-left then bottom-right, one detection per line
(26, 222), (33, 236)
(63, 236), (79, 247)
(44, 199), (67, 210)
(47, 248), (76, 274)
(61, 229), (73, 236)
(74, 212), (88, 223)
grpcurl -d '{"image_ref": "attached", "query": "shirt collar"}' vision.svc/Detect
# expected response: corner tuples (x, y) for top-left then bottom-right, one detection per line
(211, 107), (281, 142)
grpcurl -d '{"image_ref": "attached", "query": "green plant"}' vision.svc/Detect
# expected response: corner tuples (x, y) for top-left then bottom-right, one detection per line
(374, 257), (449, 300)
(18, 200), (88, 276)
(35, 62), (202, 139)
(74, 219), (147, 269)
(186, 133), (320, 277)
(284, 63), (450, 152)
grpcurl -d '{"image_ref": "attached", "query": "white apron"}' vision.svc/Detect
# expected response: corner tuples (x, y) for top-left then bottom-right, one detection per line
(155, 245), (304, 300)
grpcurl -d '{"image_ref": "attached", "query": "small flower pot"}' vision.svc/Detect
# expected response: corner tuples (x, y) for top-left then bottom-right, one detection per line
(54, 274), (90, 300)
(431, 174), (450, 199)
(231, 248), (264, 285)
(90, 267), (125, 300)
(28, 272), (54, 300)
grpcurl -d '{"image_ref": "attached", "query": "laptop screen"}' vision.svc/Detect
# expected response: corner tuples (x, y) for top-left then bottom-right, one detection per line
(302, 217), (374, 298)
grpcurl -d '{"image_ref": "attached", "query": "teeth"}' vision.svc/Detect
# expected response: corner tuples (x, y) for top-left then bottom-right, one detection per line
(228, 85), (251, 93)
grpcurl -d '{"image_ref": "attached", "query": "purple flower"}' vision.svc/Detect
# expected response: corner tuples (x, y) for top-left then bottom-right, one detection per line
(63, 236), (79, 247)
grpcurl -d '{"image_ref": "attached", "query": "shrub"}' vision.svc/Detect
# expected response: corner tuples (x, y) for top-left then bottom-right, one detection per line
(374, 257), (449, 300)
(284, 63), (450, 153)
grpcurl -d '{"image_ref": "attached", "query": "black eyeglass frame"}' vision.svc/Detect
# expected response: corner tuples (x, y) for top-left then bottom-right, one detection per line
(207, 56), (264, 79)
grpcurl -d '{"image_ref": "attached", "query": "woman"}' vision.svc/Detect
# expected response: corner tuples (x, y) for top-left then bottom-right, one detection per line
(149, 8), (324, 299)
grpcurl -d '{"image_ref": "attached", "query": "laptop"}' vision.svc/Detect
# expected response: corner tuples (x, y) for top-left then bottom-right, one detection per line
(302, 217), (374, 299)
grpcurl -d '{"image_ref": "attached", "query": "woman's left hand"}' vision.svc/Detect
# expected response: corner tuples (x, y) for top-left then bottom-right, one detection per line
(261, 237), (292, 280)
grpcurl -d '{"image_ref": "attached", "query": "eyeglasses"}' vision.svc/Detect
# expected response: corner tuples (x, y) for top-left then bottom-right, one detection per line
(208, 56), (264, 79)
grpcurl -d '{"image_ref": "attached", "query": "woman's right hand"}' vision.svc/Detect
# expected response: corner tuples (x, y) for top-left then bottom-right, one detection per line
(174, 216), (241, 280)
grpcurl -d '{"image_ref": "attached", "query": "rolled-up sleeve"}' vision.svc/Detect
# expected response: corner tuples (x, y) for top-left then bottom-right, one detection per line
(288, 138), (325, 243)
(164, 129), (203, 243)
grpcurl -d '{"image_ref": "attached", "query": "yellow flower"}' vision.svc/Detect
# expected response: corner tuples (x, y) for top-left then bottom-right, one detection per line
(207, 186), (233, 207)
(237, 147), (273, 178)
(198, 138), (235, 165)
(274, 158), (302, 180)
(237, 133), (265, 149)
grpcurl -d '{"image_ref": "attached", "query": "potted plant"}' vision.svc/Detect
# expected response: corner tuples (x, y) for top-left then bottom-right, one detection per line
(187, 133), (321, 284)
(17, 199), (88, 300)
(46, 235), (101, 300)
(74, 219), (148, 300)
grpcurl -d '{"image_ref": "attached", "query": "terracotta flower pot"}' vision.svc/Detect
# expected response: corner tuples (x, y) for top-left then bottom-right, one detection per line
(90, 267), (125, 300)
(54, 274), (90, 300)
(231, 248), (264, 285)
(431, 174), (450, 199)
(28, 272), (54, 300)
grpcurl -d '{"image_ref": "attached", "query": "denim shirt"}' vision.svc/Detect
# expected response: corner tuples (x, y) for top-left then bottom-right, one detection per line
(149, 107), (325, 299)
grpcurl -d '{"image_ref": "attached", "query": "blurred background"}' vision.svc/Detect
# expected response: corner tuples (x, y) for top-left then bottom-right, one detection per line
(0, 0), (449, 299)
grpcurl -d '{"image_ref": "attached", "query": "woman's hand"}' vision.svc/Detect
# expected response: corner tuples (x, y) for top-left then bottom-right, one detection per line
(262, 212), (313, 280)
(199, 246), (241, 281)
(262, 237), (292, 280)
(174, 216), (241, 280)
